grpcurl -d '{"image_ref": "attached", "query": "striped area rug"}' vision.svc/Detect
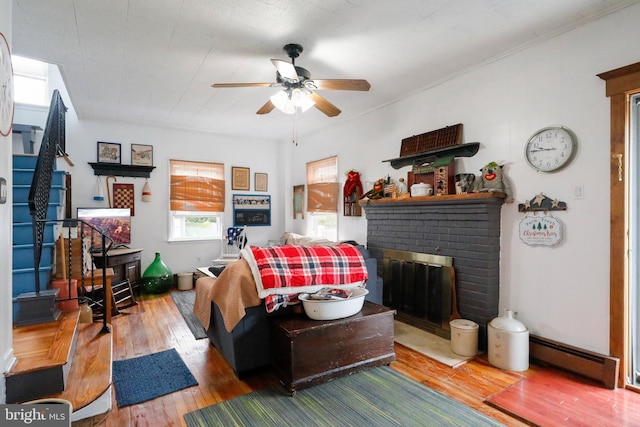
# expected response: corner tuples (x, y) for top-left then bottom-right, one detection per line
(184, 366), (504, 426)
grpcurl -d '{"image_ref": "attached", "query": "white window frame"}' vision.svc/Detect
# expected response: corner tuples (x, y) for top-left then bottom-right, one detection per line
(12, 55), (49, 107)
(169, 211), (223, 242)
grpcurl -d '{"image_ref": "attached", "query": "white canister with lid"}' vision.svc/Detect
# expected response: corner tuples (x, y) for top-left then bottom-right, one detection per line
(410, 183), (433, 197)
(488, 309), (529, 371)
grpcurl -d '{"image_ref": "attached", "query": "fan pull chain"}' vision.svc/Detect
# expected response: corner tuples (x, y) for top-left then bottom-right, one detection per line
(292, 112), (298, 146)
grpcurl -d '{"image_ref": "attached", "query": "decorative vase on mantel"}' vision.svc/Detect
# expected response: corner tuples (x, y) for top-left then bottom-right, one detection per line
(142, 252), (173, 294)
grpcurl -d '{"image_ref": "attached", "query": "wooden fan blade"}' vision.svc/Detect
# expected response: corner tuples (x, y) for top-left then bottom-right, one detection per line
(212, 82), (273, 88)
(309, 92), (341, 117)
(256, 100), (275, 115)
(312, 79), (371, 91)
(271, 59), (299, 82)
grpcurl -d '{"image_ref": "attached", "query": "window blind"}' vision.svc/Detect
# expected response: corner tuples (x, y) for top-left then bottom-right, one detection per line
(169, 160), (225, 212)
(306, 156), (338, 213)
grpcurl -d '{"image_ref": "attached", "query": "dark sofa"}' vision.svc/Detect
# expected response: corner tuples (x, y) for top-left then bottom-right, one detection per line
(205, 245), (383, 377)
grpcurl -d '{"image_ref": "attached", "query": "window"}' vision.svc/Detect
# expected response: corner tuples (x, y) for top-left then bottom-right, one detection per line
(169, 160), (225, 241)
(12, 55), (49, 106)
(306, 156), (338, 240)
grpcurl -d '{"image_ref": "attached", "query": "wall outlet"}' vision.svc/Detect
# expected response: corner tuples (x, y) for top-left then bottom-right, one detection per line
(574, 185), (584, 199)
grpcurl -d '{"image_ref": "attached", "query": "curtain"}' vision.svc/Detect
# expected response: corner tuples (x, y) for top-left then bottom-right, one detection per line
(169, 160), (225, 212)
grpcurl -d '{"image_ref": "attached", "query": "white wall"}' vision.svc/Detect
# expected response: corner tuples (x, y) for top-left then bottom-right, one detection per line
(286, 3), (640, 355)
(14, 70), (283, 275)
(0, 0), (13, 404)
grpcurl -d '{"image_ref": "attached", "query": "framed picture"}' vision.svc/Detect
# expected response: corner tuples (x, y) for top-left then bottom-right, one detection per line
(293, 185), (305, 219)
(233, 194), (271, 226)
(131, 144), (153, 166)
(255, 172), (268, 192)
(232, 166), (250, 190)
(97, 141), (121, 164)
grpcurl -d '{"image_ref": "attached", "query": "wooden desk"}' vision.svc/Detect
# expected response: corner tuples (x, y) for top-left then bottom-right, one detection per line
(270, 302), (396, 394)
(92, 248), (143, 293)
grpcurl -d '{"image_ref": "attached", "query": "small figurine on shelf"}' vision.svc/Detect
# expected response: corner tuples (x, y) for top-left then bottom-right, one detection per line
(397, 178), (407, 195)
(360, 178), (385, 200)
(472, 162), (513, 203)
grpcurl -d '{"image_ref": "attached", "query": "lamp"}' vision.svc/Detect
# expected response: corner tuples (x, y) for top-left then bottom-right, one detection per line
(270, 87), (315, 114)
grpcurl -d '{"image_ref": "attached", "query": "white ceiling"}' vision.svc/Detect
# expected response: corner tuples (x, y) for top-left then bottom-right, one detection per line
(11, 0), (639, 142)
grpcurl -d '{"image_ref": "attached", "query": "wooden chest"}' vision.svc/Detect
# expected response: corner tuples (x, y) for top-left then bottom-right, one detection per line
(270, 302), (396, 394)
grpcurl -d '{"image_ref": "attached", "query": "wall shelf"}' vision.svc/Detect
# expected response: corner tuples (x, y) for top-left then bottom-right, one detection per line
(382, 142), (481, 170)
(89, 163), (155, 178)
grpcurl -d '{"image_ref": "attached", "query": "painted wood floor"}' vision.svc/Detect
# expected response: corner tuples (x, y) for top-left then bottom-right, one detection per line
(72, 292), (639, 426)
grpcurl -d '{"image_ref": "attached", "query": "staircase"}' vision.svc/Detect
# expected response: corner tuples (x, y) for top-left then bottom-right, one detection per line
(7, 154), (114, 421)
(12, 153), (66, 323)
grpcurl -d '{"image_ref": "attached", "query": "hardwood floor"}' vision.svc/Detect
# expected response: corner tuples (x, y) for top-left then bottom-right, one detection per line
(71, 292), (622, 426)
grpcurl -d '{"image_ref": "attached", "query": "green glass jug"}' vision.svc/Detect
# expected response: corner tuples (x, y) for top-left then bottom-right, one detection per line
(142, 252), (173, 294)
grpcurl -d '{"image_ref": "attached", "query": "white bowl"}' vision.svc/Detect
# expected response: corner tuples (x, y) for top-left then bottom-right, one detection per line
(299, 288), (369, 321)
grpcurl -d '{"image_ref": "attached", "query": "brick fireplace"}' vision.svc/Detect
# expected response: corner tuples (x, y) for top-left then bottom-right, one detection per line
(360, 193), (505, 350)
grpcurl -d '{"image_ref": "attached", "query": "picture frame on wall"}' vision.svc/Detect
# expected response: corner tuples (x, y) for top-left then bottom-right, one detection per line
(293, 185), (304, 219)
(97, 141), (121, 164)
(232, 166), (250, 190)
(255, 172), (268, 192)
(131, 144), (153, 166)
(233, 194), (271, 226)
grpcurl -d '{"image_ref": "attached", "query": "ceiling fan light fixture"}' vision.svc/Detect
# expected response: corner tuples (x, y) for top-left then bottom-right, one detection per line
(270, 90), (291, 113)
(291, 88), (315, 112)
(271, 88), (314, 114)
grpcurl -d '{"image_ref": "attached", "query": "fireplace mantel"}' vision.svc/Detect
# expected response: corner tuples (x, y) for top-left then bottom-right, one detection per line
(358, 192), (506, 207)
(360, 191), (506, 350)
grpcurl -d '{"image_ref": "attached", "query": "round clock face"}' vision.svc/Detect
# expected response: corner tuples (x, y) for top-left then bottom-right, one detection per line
(0, 31), (14, 137)
(525, 126), (577, 173)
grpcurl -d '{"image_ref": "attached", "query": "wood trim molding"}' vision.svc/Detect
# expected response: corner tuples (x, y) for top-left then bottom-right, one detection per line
(598, 61), (640, 388)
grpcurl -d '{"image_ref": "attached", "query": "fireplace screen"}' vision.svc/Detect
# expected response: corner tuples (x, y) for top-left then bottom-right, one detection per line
(383, 250), (454, 338)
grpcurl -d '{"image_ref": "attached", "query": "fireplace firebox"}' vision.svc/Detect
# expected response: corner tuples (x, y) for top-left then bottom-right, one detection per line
(383, 250), (454, 339)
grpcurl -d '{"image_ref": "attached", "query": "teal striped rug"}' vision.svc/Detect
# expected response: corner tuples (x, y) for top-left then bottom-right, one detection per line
(184, 366), (504, 426)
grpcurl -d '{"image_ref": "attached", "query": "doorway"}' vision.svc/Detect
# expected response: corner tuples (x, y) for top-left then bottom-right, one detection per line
(632, 93), (640, 386)
(598, 62), (640, 389)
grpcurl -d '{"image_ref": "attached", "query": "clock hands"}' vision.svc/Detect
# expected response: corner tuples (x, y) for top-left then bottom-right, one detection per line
(529, 147), (557, 153)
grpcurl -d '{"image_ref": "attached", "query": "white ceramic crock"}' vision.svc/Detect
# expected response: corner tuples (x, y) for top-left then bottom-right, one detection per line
(488, 309), (529, 372)
(410, 183), (433, 197)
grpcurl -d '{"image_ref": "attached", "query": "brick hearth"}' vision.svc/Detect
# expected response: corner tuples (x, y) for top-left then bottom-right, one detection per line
(360, 193), (506, 349)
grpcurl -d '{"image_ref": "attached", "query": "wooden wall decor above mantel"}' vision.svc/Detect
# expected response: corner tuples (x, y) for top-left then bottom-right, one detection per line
(517, 193), (567, 213)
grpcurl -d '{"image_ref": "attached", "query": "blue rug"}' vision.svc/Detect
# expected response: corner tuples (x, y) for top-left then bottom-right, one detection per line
(113, 348), (198, 407)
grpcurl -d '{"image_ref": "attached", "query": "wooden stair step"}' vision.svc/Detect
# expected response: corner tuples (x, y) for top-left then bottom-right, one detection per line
(6, 310), (80, 403)
(41, 320), (113, 415)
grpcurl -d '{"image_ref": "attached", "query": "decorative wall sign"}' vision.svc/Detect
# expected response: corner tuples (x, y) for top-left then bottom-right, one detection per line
(518, 193), (567, 212)
(519, 214), (563, 246)
(131, 144), (153, 166)
(233, 194), (271, 226)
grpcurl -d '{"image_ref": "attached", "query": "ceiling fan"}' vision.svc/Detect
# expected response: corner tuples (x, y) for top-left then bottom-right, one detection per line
(211, 43), (371, 117)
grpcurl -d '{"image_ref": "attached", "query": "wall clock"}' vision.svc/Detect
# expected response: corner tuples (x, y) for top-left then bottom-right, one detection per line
(524, 126), (577, 173)
(0, 31), (14, 137)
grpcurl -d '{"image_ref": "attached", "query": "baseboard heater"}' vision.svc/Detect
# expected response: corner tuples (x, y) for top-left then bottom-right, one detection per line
(529, 334), (619, 389)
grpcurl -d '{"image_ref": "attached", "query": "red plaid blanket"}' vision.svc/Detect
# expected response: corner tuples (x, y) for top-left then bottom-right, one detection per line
(242, 244), (368, 312)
